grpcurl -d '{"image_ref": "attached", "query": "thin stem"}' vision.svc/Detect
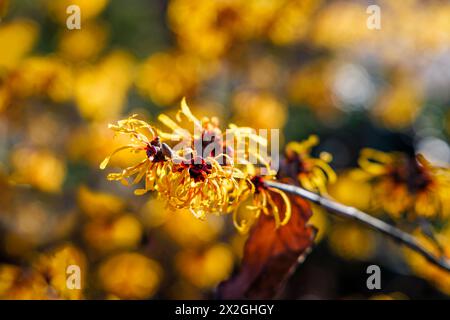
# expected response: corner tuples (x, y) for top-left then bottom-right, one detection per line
(265, 180), (450, 273)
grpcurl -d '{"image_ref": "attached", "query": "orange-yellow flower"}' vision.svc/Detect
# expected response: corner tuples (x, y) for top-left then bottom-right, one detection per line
(281, 135), (336, 194)
(98, 252), (162, 299)
(358, 148), (450, 219)
(233, 175), (292, 234)
(100, 115), (172, 196)
(101, 98), (292, 231)
(156, 99), (249, 219)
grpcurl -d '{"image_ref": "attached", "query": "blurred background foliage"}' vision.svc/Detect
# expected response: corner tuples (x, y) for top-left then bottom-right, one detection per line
(0, 0), (449, 299)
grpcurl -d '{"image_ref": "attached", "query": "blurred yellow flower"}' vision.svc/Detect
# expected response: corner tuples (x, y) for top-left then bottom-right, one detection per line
(358, 149), (450, 220)
(77, 185), (125, 219)
(168, 0), (321, 56)
(163, 209), (224, 247)
(404, 229), (450, 295)
(287, 60), (339, 119)
(34, 244), (87, 300)
(9, 56), (73, 102)
(328, 222), (376, 261)
(168, 0), (243, 58)
(175, 243), (234, 289)
(75, 51), (134, 121)
(372, 74), (423, 130)
(58, 21), (108, 62)
(10, 148), (66, 193)
(83, 214), (143, 253)
(0, 19), (38, 70)
(311, 2), (370, 49)
(99, 253), (162, 299)
(136, 51), (213, 106)
(139, 197), (169, 229)
(329, 170), (372, 211)
(232, 90), (287, 130)
(420, 3), (450, 50)
(0, 265), (49, 300)
(374, 1), (450, 63)
(268, 0), (320, 45)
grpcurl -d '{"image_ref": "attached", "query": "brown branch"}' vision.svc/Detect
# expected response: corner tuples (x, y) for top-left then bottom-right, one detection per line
(265, 180), (450, 273)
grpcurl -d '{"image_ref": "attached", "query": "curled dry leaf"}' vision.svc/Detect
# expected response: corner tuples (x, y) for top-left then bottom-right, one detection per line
(218, 190), (316, 299)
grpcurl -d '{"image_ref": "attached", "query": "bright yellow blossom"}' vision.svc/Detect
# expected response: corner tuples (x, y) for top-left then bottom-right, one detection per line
(101, 98), (291, 230)
(283, 135), (336, 194)
(232, 175), (292, 234)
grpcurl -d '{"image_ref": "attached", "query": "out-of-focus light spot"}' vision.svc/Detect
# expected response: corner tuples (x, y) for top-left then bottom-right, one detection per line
(139, 198), (168, 228)
(163, 209), (224, 247)
(175, 243), (234, 289)
(332, 63), (375, 111)
(328, 222), (376, 261)
(417, 137), (450, 165)
(422, 50), (450, 102)
(0, 19), (38, 69)
(99, 253), (162, 299)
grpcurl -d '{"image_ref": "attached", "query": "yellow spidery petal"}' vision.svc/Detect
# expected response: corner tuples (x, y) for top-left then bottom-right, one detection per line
(265, 191), (281, 228)
(158, 113), (181, 132)
(314, 159), (337, 183)
(268, 187), (292, 226)
(179, 97), (201, 128)
(358, 148), (392, 175)
(100, 145), (136, 169)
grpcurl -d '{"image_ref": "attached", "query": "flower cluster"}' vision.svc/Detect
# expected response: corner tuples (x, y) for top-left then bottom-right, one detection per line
(101, 99), (287, 229)
(101, 99), (337, 232)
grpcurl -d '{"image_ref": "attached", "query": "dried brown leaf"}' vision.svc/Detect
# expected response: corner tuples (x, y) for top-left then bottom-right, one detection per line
(218, 191), (316, 299)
